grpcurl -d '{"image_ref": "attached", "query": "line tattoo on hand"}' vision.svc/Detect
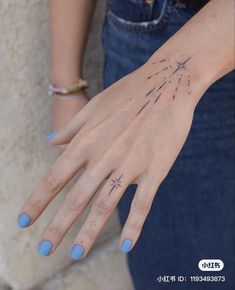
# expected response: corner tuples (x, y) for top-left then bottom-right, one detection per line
(135, 56), (192, 116)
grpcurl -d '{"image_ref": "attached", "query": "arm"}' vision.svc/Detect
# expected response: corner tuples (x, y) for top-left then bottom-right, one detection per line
(50, 0), (96, 86)
(49, 0), (96, 132)
(19, 0), (234, 257)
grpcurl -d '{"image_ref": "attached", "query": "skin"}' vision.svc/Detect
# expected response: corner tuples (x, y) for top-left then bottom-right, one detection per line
(18, 0), (234, 258)
(49, 0), (96, 135)
(52, 91), (88, 150)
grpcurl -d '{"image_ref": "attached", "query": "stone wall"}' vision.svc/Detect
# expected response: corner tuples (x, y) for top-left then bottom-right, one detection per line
(0, 1), (133, 289)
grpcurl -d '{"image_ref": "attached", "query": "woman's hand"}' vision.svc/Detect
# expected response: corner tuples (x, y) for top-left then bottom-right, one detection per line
(18, 0), (234, 259)
(18, 54), (204, 259)
(52, 91), (89, 150)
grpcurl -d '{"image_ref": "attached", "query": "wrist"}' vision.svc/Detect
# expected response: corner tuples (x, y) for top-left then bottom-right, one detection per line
(48, 78), (88, 97)
(53, 90), (87, 99)
(51, 69), (82, 87)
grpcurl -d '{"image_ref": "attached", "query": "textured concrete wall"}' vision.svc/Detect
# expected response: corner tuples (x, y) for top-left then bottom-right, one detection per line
(0, 1), (132, 289)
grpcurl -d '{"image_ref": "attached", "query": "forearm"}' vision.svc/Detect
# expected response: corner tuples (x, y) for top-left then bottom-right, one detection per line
(146, 0), (234, 106)
(49, 0), (96, 86)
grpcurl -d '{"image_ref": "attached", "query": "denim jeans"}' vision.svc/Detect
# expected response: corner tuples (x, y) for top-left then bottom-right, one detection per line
(101, 1), (235, 289)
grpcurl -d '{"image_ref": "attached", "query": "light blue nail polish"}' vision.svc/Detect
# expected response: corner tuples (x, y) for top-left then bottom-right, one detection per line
(47, 131), (58, 141)
(70, 244), (84, 260)
(120, 239), (132, 253)
(37, 240), (52, 256)
(17, 213), (31, 228)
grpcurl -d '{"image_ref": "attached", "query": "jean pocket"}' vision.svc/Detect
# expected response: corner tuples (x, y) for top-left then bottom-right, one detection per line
(106, 1), (173, 33)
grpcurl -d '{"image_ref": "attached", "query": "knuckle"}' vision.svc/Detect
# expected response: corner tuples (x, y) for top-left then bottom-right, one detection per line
(43, 170), (62, 193)
(128, 219), (142, 232)
(46, 225), (63, 239)
(66, 193), (87, 211)
(28, 199), (42, 212)
(93, 198), (112, 215)
(82, 227), (96, 242)
(132, 198), (151, 213)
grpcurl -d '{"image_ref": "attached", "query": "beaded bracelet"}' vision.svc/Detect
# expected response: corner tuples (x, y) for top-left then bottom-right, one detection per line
(48, 78), (88, 96)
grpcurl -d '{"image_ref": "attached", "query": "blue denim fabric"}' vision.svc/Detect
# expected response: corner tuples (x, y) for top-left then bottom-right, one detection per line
(101, 1), (235, 289)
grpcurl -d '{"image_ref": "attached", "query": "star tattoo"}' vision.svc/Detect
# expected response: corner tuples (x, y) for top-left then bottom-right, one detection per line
(171, 56), (191, 76)
(136, 56), (192, 116)
(108, 174), (123, 195)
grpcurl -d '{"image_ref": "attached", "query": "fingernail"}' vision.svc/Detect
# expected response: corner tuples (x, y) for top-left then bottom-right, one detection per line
(120, 239), (132, 253)
(47, 131), (58, 141)
(37, 240), (53, 256)
(17, 213), (31, 228)
(70, 244), (84, 260)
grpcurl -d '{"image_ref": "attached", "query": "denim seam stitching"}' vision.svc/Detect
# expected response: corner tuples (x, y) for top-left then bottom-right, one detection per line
(106, 0), (173, 33)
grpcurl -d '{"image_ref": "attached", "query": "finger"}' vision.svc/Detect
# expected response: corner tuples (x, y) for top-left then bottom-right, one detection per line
(69, 168), (138, 260)
(36, 161), (112, 256)
(59, 144), (68, 151)
(47, 110), (87, 145)
(119, 174), (159, 253)
(17, 145), (87, 228)
(48, 95), (100, 145)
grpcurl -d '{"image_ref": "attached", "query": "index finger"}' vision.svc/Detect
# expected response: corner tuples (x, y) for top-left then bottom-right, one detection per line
(17, 146), (86, 228)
